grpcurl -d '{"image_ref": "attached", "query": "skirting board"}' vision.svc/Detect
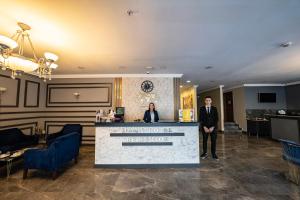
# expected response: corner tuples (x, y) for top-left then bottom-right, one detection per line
(94, 164), (200, 169)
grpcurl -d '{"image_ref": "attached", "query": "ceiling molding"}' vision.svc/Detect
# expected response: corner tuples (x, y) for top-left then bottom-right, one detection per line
(243, 83), (286, 87)
(223, 81), (300, 92)
(285, 81), (300, 86)
(200, 85), (223, 93)
(223, 85), (244, 92)
(50, 74), (183, 79)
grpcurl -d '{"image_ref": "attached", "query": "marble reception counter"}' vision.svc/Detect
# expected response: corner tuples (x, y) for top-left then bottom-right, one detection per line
(95, 122), (200, 168)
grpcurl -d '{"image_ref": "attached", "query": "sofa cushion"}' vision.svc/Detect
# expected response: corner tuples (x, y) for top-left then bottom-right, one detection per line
(46, 124), (82, 146)
(0, 128), (38, 153)
(0, 128), (23, 146)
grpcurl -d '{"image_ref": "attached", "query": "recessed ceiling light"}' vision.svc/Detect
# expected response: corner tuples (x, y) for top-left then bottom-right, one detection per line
(180, 85), (183, 88)
(186, 80), (191, 83)
(127, 9), (138, 16)
(205, 66), (213, 70)
(280, 41), (292, 47)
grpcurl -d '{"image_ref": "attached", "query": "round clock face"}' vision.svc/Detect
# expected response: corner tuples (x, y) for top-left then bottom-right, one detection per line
(141, 80), (154, 93)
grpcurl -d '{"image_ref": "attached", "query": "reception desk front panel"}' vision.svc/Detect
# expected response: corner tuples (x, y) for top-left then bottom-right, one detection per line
(95, 122), (200, 168)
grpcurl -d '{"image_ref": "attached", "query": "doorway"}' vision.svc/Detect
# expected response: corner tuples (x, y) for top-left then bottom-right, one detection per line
(224, 92), (234, 122)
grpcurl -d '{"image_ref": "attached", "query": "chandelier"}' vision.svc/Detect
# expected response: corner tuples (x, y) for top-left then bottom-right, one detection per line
(0, 22), (58, 81)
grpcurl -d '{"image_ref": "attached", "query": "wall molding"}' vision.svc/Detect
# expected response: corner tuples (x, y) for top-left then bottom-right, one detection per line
(48, 86), (110, 104)
(0, 110), (97, 115)
(0, 122), (38, 135)
(46, 82), (112, 107)
(0, 115), (95, 122)
(0, 74), (20, 107)
(24, 80), (40, 107)
(44, 120), (95, 135)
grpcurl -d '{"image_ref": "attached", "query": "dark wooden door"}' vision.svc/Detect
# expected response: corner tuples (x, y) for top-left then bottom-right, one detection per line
(224, 92), (234, 122)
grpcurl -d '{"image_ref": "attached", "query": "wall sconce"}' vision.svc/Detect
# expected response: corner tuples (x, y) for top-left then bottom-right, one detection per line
(0, 87), (7, 106)
(0, 87), (7, 93)
(73, 92), (80, 98)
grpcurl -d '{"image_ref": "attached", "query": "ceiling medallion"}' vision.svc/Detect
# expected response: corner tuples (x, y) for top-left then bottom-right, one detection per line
(0, 22), (59, 81)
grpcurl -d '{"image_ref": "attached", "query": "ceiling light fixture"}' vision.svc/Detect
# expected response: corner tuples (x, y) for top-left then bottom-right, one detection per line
(127, 9), (138, 16)
(0, 22), (59, 81)
(205, 66), (213, 70)
(180, 85), (183, 88)
(186, 80), (191, 83)
(280, 41), (292, 48)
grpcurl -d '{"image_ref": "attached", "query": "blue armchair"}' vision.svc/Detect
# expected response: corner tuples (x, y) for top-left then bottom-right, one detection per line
(279, 139), (300, 184)
(23, 132), (80, 179)
(46, 124), (82, 146)
(280, 139), (300, 165)
(0, 128), (39, 153)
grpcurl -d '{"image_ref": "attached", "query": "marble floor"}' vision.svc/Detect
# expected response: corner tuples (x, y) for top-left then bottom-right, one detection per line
(0, 134), (300, 200)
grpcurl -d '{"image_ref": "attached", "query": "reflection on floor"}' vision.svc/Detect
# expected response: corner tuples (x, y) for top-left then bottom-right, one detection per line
(0, 134), (299, 200)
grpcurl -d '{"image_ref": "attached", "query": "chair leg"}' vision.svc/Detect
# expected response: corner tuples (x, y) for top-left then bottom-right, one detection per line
(23, 169), (28, 179)
(52, 171), (58, 180)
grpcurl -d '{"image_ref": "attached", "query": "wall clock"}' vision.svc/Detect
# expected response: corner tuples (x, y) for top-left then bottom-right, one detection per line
(141, 80), (154, 93)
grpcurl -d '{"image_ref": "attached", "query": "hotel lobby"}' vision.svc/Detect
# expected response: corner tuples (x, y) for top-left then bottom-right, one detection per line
(1, 0), (300, 200)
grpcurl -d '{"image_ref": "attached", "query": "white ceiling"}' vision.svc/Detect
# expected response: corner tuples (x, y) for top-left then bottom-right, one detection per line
(1, 0), (300, 90)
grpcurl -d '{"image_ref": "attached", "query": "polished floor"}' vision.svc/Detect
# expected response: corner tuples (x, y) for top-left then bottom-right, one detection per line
(0, 134), (300, 200)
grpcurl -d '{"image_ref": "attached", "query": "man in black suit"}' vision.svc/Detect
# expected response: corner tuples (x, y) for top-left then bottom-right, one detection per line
(199, 96), (219, 160)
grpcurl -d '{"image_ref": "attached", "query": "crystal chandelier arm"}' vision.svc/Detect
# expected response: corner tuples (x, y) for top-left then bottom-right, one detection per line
(19, 34), (24, 55)
(10, 30), (20, 40)
(11, 30), (22, 49)
(26, 34), (38, 61)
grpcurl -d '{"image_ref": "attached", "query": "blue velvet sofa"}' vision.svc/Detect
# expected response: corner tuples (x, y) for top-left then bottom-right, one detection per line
(23, 132), (80, 179)
(46, 124), (82, 146)
(0, 128), (39, 153)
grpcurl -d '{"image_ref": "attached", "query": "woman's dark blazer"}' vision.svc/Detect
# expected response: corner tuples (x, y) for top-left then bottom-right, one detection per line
(143, 110), (159, 123)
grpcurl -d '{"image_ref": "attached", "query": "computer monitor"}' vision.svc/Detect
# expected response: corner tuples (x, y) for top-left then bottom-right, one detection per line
(115, 107), (125, 116)
(115, 107), (125, 122)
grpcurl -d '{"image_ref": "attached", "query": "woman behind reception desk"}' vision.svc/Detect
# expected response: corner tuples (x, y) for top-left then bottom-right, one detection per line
(143, 103), (159, 123)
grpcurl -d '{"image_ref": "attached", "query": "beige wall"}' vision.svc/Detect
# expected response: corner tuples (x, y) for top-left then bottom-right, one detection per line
(0, 70), (46, 135)
(231, 87), (247, 131)
(122, 77), (175, 121)
(1, 72), (178, 143)
(0, 71), (114, 144)
(42, 78), (114, 144)
(199, 87), (224, 131)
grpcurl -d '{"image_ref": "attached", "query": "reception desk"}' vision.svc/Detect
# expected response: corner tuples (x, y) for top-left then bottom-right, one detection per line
(95, 122), (200, 168)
